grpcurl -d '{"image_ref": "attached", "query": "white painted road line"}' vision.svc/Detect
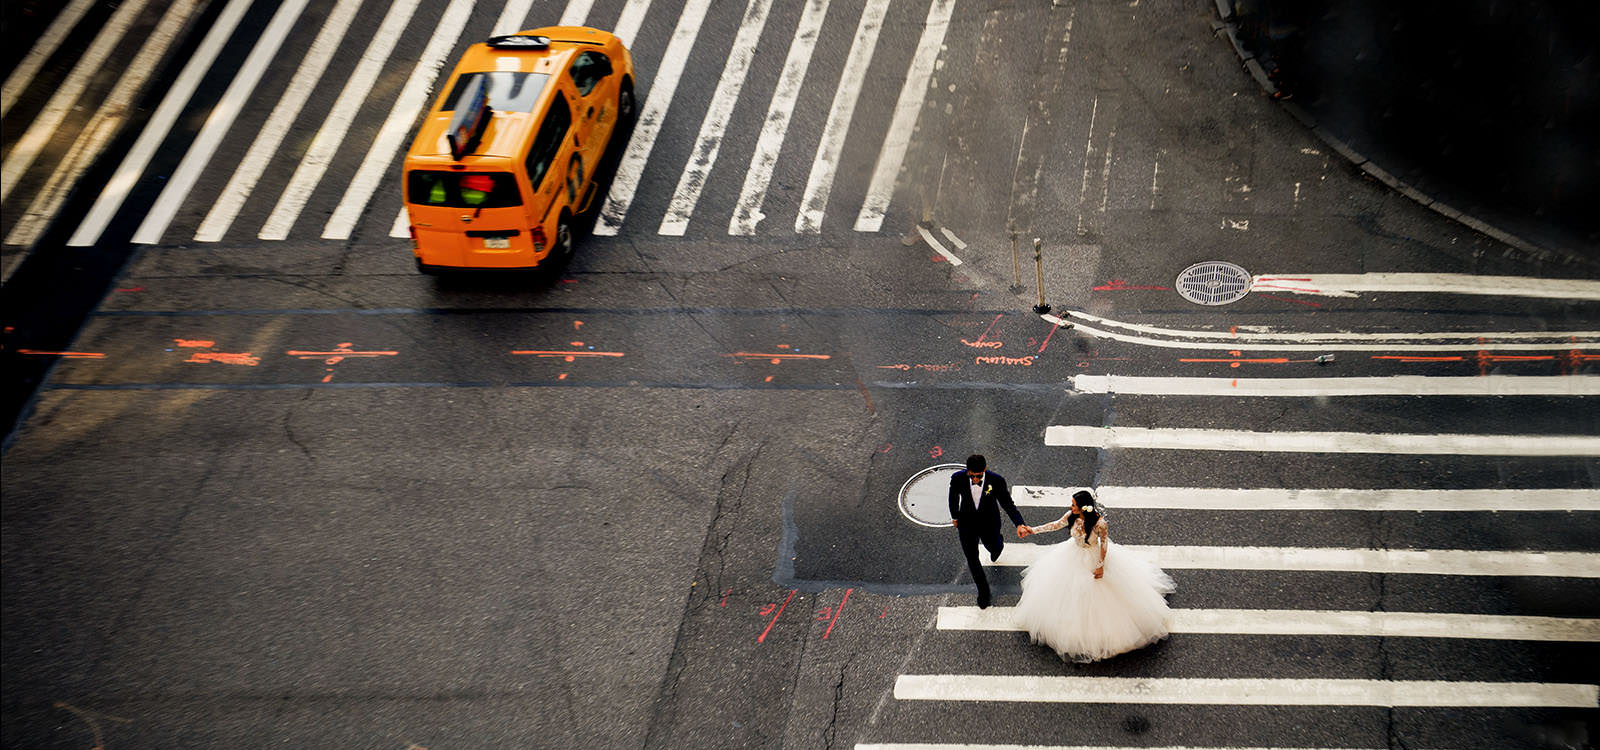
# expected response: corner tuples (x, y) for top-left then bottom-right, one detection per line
(323, 0), (475, 240)
(6, 0), (200, 248)
(195, 0), (365, 243)
(858, 745), (1392, 750)
(68, 0), (255, 247)
(594, 0), (712, 236)
(854, 0), (955, 232)
(1044, 425), (1600, 456)
(796, 0), (890, 234)
(982, 544), (1600, 578)
(1069, 374), (1600, 396)
(893, 675), (1600, 707)
(917, 225), (963, 266)
(492, 0), (539, 37)
(658, 0), (773, 236)
(610, 0), (651, 47)
(391, 207), (410, 239)
(1252, 273), (1600, 301)
(557, 0), (595, 29)
(0, 0), (98, 117)
(256, 0), (422, 241)
(134, 0), (312, 245)
(938, 606), (1600, 642)
(729, 0), (830, 235)
(1042, 311), (1599, 351)
(1011, 486), (1600, 512)
(1, 0), (154, 204)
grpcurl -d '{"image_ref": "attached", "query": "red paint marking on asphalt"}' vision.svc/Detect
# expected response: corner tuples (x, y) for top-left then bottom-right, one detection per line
(1037, 322), (1062, 354)
(720, 588), (732, 607)
(1373, 355), (1465, 362)
(758, 590), (797, 643)
(822, 588), (853, 639)
(1093, 279), (1169, 291)
(17, 349), (104, 358)
(174, 339), (215, 348)
(975, 314), (1004, 343)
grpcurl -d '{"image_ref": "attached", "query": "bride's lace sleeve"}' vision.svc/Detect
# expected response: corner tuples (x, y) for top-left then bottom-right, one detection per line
(1032, 511), (1073, 534)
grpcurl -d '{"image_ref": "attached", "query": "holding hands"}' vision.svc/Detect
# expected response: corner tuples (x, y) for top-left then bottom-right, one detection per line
(1017, 525), (1033, 538)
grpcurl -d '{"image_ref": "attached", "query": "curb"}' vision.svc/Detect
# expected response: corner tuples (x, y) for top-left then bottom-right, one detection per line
(1208, 13), (1575, 267)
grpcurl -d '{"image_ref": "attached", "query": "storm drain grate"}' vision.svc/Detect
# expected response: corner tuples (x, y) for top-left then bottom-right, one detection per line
(1175, 261), (1253, 305)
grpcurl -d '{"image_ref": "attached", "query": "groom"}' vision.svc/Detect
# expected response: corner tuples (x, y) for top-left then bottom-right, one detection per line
(949, 454), (1026, 609)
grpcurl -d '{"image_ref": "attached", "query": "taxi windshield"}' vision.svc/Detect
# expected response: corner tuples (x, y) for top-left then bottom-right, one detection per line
(407, 171), (522, 208)
(441, 71), (550, 113)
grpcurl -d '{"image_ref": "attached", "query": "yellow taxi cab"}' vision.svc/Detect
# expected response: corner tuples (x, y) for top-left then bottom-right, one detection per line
(402, 27), (634, 273)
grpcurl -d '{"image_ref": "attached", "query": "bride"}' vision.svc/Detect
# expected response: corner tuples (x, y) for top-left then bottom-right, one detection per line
(1013, 490), (1176, 662)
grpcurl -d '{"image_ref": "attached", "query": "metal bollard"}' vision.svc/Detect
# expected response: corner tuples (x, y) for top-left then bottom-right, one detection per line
(1009, 230), (1021, 291)
(1031, 237), (1050, 315)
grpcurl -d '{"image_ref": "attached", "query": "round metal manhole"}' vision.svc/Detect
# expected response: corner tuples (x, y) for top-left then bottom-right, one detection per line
(1175, 261), (1253, 305)
(898, 463), (964, 527)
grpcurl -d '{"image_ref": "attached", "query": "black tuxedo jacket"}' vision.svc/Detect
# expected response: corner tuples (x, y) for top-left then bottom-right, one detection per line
(948, 470), (1025, 529)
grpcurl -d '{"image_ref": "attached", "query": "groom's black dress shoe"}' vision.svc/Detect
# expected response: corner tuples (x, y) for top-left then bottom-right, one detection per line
(977, 593), (991, 609)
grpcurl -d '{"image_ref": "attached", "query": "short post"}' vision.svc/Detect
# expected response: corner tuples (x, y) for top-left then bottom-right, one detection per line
(1031, 238), (1050, 315)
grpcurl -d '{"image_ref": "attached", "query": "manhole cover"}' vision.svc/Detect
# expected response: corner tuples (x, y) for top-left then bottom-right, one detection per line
(898, 463), (963, 527)
(1175, 261), (1252, 305)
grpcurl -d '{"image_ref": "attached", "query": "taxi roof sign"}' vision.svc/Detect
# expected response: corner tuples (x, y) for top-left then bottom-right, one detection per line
(445, 75), (490, 161)
(487, 34), (550, 50)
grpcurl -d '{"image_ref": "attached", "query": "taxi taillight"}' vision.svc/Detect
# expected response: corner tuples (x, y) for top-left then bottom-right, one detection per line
(531, 225), (547, 252)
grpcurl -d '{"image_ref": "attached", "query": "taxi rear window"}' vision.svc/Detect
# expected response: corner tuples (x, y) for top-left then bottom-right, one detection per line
(441, 72), (550, 113)
(407, 171), (522, 207)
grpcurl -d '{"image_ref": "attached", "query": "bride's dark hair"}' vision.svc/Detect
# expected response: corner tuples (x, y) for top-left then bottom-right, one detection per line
(1073, 489), (1101, 539)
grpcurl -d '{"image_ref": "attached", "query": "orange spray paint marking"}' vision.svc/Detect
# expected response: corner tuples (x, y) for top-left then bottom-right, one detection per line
(1093, 279), (1170, 291)
(16, 349), (104, 358)
(757, 590), (797, 644)
(574, 320), (584, 330)
(512, 349), (624, 362)
(929, 446), (944, 459)
(725, 352), (831, 365)
(1373, 355), (1465, 363)
(286, 343), (398, 364)
(1036, 322), (1063, 354)
(174, 339), (215, 348)
(876, 443), (893, 453)
(822, 588), (853, 639)
(975, 355), (1035, 366)
(1181, 350), (1289, 367)
(558, 373), (569, 380)
(764, 375), (774, 382)
(185, 352), (260, 366)
(115, 286), (145, 292)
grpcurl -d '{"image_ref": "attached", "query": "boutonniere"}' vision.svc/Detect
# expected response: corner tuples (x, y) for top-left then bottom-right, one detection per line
(983, 485), (992, 495)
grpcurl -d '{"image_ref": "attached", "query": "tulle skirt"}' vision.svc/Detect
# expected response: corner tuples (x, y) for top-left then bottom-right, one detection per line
(1011, 539), (1176, 662)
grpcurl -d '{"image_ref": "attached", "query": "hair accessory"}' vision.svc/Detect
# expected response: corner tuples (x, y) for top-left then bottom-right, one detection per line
(1080, 504), (1094, 512)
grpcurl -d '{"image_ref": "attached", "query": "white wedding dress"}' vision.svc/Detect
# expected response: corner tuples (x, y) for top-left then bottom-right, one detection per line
(1011, 516), (1176, 662)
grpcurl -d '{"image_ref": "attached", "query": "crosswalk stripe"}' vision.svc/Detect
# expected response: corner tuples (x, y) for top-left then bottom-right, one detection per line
(1251, 272), (1600, 301)
(67, 0), (255, 247)
(558, 0), (595, 28)
(1011, 486), (1600, 512)
(257, 0), (423, 241)
(657, 0), (773, 236)
(854, 0), (955, 232)
(492, 0), (539, 35)
(611, 0), (651, 47)
(5, 0), (200, 248)
(981, 544), (1600, 577)
(134, 0), (312, 245)
(1044, 425), (1600, 456)
(796, 0), (890, 234)
(593, 0), (713, 236)
(194, 0), (365, 243)
(0, 0), (99, 117)
(391, 207), (410, 239)
(322, 0), (475, 240)
(857, 745), (1398, 750)
(1044, 310), (1600, 351)
(1068, 374), (1600, 396)
(892, 675), (1599, 707)
(728, 0), (831, 235)
(937, 606), (1600, 642)
(1, 0), (156, 204)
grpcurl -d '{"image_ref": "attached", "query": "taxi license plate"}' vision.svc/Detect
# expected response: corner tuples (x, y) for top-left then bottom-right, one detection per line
(483, 237), (510, 249)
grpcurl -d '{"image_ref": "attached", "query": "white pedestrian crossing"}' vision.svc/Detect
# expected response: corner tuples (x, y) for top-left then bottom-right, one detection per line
(0, 0), (98, 117)
(1012, 486), (1600, 511)
(893, 675), (1599, 708)
(796, 0), (890, 234)
(938, 606), (1600, 641)
(1044, 425), (1600, 456)
(981, 543), (1600, 578)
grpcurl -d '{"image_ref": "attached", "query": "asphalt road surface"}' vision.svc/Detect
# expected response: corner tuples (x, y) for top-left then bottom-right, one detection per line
(3, 0), (1597, 748)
